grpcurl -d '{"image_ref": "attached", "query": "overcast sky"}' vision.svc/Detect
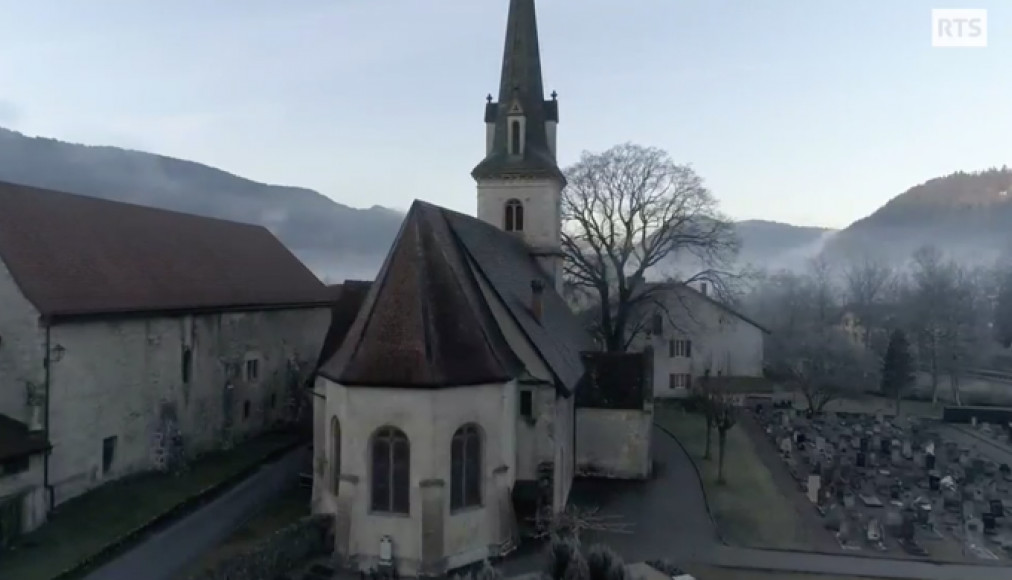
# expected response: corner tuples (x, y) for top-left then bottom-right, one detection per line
(0, 0), (1008, 228)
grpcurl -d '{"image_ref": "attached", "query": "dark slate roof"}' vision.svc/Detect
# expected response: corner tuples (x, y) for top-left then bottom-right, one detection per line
(315, 281), (372, 371)
(0, 414), (50, 461)
(320, 202), (524, 388)
(0, 180), (331, 320)
(472, 0), (564, 183)
(443, 208), (594, 394)
(320, 200), (595, 394)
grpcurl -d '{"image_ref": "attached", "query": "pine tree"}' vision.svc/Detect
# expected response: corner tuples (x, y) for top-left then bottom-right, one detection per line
(881, 329), (915, 414)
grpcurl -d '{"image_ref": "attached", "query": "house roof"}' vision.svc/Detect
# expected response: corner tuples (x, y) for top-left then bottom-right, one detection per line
(646, 282), (772, 335)
(0, 180), (331, 320)
(315, 281), (372, 371)
(320, 200), (595, 393)
(0, 414), (50, 462)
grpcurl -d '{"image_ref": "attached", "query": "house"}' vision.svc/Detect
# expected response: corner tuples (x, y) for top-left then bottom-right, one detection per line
(0, 180), (333, 511)
(0, 414), (49, 540)
(311, 0), (628, 575)
(639, 282), (770, 398)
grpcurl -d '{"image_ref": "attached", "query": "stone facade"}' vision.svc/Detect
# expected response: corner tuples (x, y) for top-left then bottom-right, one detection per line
(0, 253), (331, 505)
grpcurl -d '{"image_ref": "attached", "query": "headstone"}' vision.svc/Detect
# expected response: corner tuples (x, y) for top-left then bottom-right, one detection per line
(971, 416), (978, 428)
(860, 437), (869, 453)
(807, 474), (821, 503)
(781, 437), (793, 456)
(925, 453), (936, 470)
(914, 451), (924, 467)
(867, 518), (882, 542)
(925, 441), (935, 456)
(856, 452), (866, 468)
(782, 412), (790, 427)
(891, 448), (902, 465)
(843, 493), (856, 509)
(868, 452), (878, 467)
(928, 473), (940, 491)
(902, 440), (913, 459)
(816, 436), (826, 452)
(880, 438), (891, 454)
(899, 511), (916, 540)
(991, 499), (1005, 517)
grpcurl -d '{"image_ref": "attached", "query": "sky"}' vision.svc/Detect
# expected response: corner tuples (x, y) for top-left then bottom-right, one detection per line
(0, 0), (1009, 229)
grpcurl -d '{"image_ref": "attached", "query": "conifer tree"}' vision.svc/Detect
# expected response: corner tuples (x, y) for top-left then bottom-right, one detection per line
(881, 329), (915, 414)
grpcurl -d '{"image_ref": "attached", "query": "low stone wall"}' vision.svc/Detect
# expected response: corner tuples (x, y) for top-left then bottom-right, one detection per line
(187, 514), (333, 580)
(575, 407), (653, 479)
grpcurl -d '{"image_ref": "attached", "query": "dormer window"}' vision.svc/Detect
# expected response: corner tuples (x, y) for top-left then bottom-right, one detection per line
(504, 199), (524, 232)
(510, 120), (521, 156)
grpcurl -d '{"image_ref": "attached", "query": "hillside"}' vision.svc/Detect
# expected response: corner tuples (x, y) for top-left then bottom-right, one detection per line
(0, 128), (402, 281)
(821, 167), (1012, 265)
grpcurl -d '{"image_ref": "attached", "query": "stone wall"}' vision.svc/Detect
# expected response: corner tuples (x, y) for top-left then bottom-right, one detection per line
(575, 407), (653, 480)
(186, 514), (333, 580)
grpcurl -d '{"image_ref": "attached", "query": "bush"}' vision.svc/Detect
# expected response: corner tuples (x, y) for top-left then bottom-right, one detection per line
(585, 544), (626, 580)
(546, 535), (581, 580)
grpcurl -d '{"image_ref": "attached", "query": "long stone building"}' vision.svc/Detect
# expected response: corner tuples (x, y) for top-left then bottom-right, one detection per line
(0, 180), (332, 537)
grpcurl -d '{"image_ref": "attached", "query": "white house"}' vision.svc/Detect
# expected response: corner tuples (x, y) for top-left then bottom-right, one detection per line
(0, 180), (332, 527)
(639, 282), (770, 399)
(311, 1), (607, 575)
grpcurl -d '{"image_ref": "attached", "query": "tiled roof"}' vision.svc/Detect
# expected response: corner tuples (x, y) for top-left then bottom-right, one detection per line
(320, 202), (524, 387)
(320, 200), (595, 393)
(315, 281), (372, 371)
(0, 180), (331, 320)
(0, 414), (50, 461)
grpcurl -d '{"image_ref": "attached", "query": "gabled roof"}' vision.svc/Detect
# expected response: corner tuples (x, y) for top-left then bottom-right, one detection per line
(315, 281), (372, 371)
(320, 200), (595, 394)
(646, 282), (772, 335)
(0, 414), (50, 461)
(0, 180), (331, 320)
(320, 202), (523, 388)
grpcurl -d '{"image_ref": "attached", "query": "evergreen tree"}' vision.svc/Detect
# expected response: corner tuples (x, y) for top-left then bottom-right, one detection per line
(881, 329), (915, 414)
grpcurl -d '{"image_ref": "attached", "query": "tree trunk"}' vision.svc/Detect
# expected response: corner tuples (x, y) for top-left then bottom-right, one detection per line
(894, 388), (902, 416)
(704, 414), (713, 460)
(717, 430), (728, 484)
(949, 371), (963, 406)
(929, 335), (940, 405)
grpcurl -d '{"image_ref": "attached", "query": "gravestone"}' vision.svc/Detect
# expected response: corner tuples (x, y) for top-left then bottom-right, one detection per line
(925, 453), (936, 470)
(807, 474), (821, 503)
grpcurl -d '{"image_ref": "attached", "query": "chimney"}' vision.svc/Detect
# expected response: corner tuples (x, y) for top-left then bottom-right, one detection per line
(700, 282), (708, 296)
(530, 279), (545, 322)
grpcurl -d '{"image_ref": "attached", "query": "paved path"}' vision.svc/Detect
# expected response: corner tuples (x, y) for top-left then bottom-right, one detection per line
(82, 445), (309, 580)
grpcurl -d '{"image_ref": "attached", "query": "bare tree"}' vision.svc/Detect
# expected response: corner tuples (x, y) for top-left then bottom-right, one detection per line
(842, 254), (893, 348)
(767, 326), (873, 412)
(711, 388), (738, 485)
(561, 143), (740, 351)
(806, 255), (837, 326)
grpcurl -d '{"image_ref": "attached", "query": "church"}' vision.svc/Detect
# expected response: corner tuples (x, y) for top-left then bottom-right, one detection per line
(309, 0), (633, 575)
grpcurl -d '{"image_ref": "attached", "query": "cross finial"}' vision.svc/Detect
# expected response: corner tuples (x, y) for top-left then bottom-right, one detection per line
(551, 90), (558, 100)
(486, 93), (493, 103)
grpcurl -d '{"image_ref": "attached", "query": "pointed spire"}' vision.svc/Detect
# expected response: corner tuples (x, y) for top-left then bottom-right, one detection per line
(472, 0), (564, 183)
(497, 0), (545, 110)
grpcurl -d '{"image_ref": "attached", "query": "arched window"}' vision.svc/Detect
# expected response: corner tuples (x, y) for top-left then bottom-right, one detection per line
(371, 426), (410, 514)
(510, 120), (521, 155)
(331, 416), (341, 495)
(504, 199), (524, 232)
(450, 424), (482, 510)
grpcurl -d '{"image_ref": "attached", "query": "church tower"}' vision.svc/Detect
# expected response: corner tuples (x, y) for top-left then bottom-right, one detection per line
(472, 0), (565, 290)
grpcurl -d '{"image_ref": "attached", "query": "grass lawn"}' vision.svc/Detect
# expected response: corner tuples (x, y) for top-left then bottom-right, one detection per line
(655, 404), (810, 551)
(679, 565), (888, 580)
(174, 484), (310, 579)
(0, 431), (301, 580)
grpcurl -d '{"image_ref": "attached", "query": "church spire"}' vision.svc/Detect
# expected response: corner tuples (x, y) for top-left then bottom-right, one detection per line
(472, 0), (563, 183)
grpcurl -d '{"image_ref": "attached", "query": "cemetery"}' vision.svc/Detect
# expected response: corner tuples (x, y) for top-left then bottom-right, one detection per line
(751, 401), (1012, 563)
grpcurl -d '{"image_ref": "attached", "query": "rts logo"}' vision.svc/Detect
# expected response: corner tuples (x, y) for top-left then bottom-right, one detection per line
(932, 9), (988, 47)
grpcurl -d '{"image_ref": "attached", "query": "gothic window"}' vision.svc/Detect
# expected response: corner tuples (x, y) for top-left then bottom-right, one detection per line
(371, 426), (410, 514)
(331, 417), (341, 495)
(504, 199), (524, 232)
(450, 424), (482, 510)
(510, 120), (521, 155)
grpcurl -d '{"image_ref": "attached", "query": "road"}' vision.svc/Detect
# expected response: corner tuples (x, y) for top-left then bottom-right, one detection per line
(82, 445), (309, 580)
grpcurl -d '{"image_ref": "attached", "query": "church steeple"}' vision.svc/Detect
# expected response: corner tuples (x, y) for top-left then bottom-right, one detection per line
(472, 0), (563, 183)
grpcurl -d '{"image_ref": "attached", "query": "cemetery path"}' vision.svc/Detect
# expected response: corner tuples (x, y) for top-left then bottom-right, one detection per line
(81, 445), (309, 580)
